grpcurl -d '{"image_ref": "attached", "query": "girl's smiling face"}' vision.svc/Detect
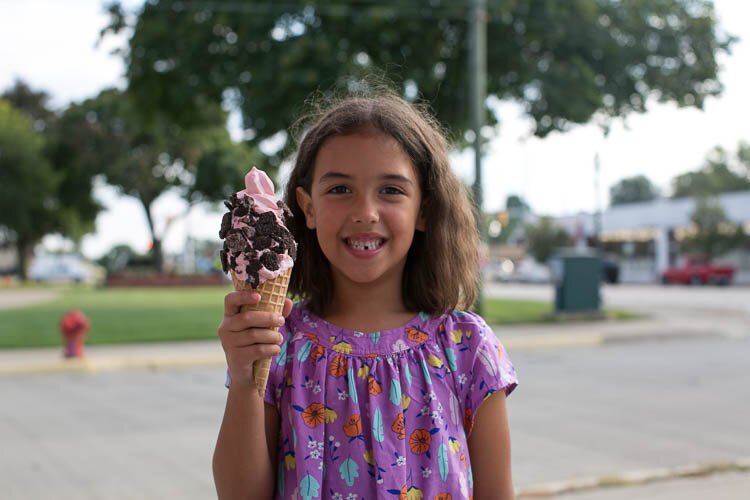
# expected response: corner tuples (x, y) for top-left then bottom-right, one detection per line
(296, 131), (425, 292)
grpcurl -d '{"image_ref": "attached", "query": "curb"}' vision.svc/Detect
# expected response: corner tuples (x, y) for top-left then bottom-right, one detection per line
(0, 334), (605, 377)
(0, 355), (226, 376)
(516, 457), (750, 497)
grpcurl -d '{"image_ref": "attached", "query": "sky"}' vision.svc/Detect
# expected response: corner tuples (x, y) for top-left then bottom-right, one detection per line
(1, 0), (748, 259)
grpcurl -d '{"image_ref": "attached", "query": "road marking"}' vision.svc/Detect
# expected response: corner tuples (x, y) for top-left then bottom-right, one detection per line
(516, 458), (750, 497)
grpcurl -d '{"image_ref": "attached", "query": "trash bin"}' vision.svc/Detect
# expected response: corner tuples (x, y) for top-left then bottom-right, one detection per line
(550, 251), (601, 314)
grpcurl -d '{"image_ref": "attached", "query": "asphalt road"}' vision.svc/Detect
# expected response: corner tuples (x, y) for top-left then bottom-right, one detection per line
(509, 334), (750, 496)
(2, 333), (748, 498)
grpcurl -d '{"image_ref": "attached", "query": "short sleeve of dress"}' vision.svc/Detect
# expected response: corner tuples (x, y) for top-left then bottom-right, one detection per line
(445, 310), (518, 435)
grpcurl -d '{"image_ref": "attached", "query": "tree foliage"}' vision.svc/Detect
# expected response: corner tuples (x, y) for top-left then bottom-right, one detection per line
(524, 216), (572, 263)
(680, 196), (744, 259)
(609, 174), (660, 205)
(103, 0), (733, 164)
(672, 143), (750, 197)
(2, 81), (102, 245)
(1, 80), (56, 133)
(0, 100), (58, 278)
(63, 88), (259, 271)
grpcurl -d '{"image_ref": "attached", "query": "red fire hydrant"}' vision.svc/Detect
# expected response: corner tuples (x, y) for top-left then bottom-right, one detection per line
(59, 310), (90, 358)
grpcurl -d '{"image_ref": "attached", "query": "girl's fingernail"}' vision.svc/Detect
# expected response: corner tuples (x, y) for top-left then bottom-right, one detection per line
(276, 315), (285, 326)
(278, 333), (284, 344)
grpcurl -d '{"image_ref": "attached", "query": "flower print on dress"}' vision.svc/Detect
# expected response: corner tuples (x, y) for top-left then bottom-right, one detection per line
(390, 453), (407, 467)
(409, 428), (436, 456)
(367, 375), (383, 395)
(329, 354), (348, 377)
(405, 326), (428, 344)
(309, 344), (325, 364)
(261, 305), (518, 499)
(293, 402), (326, 427)
(342, 414), (364, 442)
(391, 339), (409, 352)
(391, 412), (405, 440)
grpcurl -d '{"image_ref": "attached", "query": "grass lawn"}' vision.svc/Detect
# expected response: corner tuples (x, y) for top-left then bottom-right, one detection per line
(0, 286), (638, 348)
(0, 286), (231, 348)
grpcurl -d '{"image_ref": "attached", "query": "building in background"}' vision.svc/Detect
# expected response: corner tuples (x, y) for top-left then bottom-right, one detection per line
(555, 190), (750, 284)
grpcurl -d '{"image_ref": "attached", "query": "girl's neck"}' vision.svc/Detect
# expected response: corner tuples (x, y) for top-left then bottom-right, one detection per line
(324, 276), (415, 333)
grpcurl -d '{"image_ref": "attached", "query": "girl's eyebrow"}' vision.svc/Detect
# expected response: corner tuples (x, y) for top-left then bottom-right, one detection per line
(318, 171), (414, 185)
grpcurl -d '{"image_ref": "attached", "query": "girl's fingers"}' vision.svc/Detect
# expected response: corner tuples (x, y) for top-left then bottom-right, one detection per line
(221, 310), (284, 333)
(223, 291), (261, 315)
(222, 328), (284, 348)
(282, 298), (293, 317)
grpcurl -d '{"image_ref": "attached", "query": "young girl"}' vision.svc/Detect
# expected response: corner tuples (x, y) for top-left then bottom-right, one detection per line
(214, 93), (518, 499)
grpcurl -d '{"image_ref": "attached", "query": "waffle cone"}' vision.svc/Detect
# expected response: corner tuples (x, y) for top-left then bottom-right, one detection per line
(231, 267), (292, 398)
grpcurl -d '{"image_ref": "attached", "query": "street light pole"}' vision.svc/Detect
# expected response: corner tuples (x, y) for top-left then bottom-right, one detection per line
(594, 153), (602, 253)
(469, 0), (487, 314)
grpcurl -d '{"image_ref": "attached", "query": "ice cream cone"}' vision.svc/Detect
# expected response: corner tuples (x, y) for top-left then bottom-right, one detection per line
(231, 267), (292, 398)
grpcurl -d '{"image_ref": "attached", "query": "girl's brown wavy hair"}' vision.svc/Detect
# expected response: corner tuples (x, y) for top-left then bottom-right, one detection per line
(284, 90), (479, 317)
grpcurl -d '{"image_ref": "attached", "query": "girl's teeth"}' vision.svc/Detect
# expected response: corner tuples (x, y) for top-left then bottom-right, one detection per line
(348, 239), (382, 251)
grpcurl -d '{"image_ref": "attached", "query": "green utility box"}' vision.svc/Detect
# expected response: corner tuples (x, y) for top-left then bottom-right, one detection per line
(550, 252), (601, 314)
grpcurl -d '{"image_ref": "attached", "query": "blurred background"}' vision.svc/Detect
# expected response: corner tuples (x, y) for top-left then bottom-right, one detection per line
(1, 1), (748, 499)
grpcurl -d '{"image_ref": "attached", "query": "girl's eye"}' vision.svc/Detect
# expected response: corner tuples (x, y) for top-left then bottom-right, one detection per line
(382, 186), (405, 195)
(328, 185), (351, 194)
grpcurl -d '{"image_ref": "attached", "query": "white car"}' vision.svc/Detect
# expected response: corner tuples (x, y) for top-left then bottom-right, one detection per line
(29, 255), (102, 284)
(511, 259), (551, 283)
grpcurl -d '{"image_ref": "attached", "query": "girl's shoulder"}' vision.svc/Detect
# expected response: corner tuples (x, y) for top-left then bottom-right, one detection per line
(439, 309), (492, 334)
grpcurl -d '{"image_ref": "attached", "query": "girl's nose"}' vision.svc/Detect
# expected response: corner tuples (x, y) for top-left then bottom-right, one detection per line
(351, 196), (379, 224)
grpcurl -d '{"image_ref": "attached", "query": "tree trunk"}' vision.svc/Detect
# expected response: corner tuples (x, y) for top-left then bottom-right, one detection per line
(139, 198), (163, 273)
(16, 240), (33, 282)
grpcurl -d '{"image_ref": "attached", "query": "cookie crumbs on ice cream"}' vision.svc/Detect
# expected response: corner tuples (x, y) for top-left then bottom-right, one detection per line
(219, 168), (297, 287)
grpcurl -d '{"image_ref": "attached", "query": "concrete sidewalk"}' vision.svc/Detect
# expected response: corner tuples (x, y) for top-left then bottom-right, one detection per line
(0, 315), (734, 377)
(1, 317), (747, 499)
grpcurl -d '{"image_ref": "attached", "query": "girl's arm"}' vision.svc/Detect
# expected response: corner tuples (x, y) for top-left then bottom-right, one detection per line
(213, 387), (279, 499)
(212, 293), (291, 499)
(467, 392), (515, 499)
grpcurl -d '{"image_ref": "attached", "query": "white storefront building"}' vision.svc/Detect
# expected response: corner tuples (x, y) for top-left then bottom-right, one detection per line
(555, 190), (750, 284)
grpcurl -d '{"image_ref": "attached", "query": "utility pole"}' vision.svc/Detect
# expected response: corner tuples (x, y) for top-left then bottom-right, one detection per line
(594, 153), (602, 253)
(469, 0), (487, 314)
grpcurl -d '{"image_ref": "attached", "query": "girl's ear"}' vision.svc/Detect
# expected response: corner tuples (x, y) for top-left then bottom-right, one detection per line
(296, 187), (316, 229)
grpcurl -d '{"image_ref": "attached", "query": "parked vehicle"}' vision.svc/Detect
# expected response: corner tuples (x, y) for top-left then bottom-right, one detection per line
(511, 258), (551, 283)
(661, 254), (736, 285)
(600, 257), (620, 284)
(28, 255), (104, 284)
(485, 258), (516, 282)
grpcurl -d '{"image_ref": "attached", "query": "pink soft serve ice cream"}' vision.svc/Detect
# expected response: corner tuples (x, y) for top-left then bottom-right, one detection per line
(219, 167), (296, 287)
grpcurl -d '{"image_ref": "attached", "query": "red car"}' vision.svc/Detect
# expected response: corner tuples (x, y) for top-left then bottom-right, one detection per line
(661, 254), (736, 285)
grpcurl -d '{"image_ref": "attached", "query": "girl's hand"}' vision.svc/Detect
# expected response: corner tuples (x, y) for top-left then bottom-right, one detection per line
(218, 291), (293, 392)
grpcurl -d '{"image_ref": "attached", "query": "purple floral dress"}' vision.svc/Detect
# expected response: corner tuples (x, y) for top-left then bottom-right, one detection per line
(262, 304), (517, 500)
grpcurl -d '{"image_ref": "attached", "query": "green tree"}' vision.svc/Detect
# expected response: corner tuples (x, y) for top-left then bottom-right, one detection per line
(65, 88), (259, 271)
(103, 0), (733, 162)
(1, 80), (56, 132)
(524, 216), (572, 263)
(609, 174), (660, 205)
(3, 81), (102, 246)
(0, 100), (59, 279)
(505, 194), (530, 215)
(680, 196), (744, 259)
(672, 144), (750, 197)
